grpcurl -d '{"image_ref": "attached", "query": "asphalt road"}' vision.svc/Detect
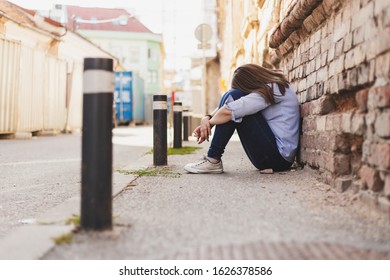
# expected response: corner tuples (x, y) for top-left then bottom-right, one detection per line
(43, 139), (390, 260)
(0, 126), (153, 239)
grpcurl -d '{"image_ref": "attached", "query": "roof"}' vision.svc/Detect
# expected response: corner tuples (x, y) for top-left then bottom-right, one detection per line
(0, 0), (65, 38)
(0, 0), (36, 27)
(66, 5), (154, 33)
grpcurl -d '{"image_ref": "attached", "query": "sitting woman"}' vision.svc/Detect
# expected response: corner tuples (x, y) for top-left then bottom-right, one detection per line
(184, 63), (300, 174)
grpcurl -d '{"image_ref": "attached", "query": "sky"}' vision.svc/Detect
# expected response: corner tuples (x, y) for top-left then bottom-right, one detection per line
(8, 0), (215, 71)
(8, 0), (180, 34)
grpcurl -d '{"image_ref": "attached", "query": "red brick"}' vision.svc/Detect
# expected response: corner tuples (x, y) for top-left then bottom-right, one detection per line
(302, 149), (320, 168)
(352, 26), (365, 47)
(374, 0), (390, 15)
(289, 31), (301, 46)
(355, 89), (369, 112)
(335, 133), (353, 154)
(316, 116), (327, 131)
(333, 20), (350, 43)
(351, 2), (374, 30)
(385, 175), (390, 197)
(303, 14), (318, 33)
(360, 165), (383, 192)
(301, 102), (312, 117)
(343, 33), (353, 52)
(351, 151), (362, 174)
(322, 0), (342, 13)
(375, 111), (390, 138)
(335, 177), (352, 192)
(362, 139), (371, 162)
(375, 53), (390, 80)
(379, 4), (390, 27)
(372, 86), (390, 108)
(312, 4), (327, 26)
(357, 63), (370, 85)
(333, 153), (351, 175)
(365, 111), (377, 138)
(302, 117), (316, 132)
(351, 112), (365, 136)
(369, 143), (390, 170)
(325, 114), (342, 131)
(317, 132), (350, 154)
(375, 27), (390, 55)
(325, 152), (350, 175)
(301, 134), (313, 149)
(315, 95), (336, 115)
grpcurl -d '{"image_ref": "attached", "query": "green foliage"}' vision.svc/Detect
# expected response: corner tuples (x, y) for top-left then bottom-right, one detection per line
(52, 232), (73, 245)
(168, 146), (202, 155)
(117, 166), (181, 178)
(65, 214), (80, 226)
(145, 146), (202, 156)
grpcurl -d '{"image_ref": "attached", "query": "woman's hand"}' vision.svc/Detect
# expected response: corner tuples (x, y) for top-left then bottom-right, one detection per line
(193, 116), (212, 144)
(200, 116), (212, 142)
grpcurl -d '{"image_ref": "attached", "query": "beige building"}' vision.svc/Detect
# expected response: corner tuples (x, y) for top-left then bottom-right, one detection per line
(215, 0), (390, 215)
(0, 0), (120, 135)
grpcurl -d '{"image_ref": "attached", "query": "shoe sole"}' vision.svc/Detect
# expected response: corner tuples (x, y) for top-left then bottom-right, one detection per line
(184, 166), (223, 174)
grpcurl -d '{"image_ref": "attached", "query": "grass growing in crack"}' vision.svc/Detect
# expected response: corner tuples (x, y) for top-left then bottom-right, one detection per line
(145, 146), (202, 156)
(168, 146), (202, 155)
(117, 166), (181, 178)
(53, 232), (73, 245)
(65, 214), (80, 226)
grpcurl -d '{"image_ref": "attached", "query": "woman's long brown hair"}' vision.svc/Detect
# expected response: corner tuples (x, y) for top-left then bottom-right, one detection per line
(231, 63), (289, 104)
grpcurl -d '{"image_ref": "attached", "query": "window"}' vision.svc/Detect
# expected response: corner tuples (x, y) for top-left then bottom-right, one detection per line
(148, 48), (158, 61)
(147, 70), (158, 84)
(128, 46), (140, 63)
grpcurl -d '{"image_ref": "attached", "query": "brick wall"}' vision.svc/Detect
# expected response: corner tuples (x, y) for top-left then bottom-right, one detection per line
(268, 0), (390, 211)
(215, 0), (390, 215)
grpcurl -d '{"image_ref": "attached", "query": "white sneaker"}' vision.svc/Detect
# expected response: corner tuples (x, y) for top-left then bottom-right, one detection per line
(184, 156), (223, 174)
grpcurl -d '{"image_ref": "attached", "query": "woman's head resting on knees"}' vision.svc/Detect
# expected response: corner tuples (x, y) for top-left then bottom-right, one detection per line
(231, 63), (289, 104)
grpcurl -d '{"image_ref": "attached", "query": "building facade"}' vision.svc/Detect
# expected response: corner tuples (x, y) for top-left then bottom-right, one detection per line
(64, 6), (164, 124)
(216, 0), (390, 215)
(0, 1), (120, 135)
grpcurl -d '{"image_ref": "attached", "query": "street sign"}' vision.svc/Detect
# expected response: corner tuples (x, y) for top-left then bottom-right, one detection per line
(198, 43), (211, 49)
(195, 23), (212, 44)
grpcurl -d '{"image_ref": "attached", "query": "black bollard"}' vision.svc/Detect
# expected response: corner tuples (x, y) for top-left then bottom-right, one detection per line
(173, 102), (182, 148)
(81, 58), (114, 230)
(153, 95), (167, 166)
(183, 109), (189, 141)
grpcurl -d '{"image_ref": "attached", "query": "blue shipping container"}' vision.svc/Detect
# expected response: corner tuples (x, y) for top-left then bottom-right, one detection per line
(115, 72), (133, 124)
(131, 74), (145, 123)
(114, 71), (145, 124)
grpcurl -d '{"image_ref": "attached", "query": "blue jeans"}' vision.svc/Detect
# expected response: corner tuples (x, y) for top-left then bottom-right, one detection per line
(207, 89), (292, 171)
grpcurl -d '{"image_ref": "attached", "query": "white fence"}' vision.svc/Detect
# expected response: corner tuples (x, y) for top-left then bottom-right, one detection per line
(0, 38), (20, 133)
(0, 38), (67, 134)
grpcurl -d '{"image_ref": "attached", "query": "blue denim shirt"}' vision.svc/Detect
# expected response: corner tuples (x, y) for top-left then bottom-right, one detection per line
(223, 84), (300, 162)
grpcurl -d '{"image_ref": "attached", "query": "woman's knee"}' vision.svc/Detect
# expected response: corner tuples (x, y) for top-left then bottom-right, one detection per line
(219, 89), (247, 107)
(227, 89), (246, 101)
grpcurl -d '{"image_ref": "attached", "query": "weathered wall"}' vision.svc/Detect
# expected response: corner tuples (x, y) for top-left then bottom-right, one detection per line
(216, 0), (390, 215)
(271, 0), (390, 210)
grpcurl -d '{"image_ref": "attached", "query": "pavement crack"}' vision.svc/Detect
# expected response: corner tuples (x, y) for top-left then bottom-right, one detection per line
(114, 178), (139, 199)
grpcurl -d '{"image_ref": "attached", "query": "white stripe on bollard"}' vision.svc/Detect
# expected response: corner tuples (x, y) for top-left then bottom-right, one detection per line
(83, 70), (115, 94)
(173, 105), (183, 112)
(153, 101), (168, 110)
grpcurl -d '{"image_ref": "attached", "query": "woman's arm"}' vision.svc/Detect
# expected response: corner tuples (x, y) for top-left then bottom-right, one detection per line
(198, 107), (232, 143)
(209, 107), (232, 125)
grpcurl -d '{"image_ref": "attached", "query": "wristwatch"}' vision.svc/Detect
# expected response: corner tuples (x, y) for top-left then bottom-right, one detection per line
(205, 114), (213, 119)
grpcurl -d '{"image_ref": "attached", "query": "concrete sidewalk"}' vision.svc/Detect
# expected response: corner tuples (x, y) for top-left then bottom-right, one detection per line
(40, 139), (390, 260)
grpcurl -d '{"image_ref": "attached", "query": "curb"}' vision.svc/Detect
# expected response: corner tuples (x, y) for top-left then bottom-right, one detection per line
(0, 171), (136, 260)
